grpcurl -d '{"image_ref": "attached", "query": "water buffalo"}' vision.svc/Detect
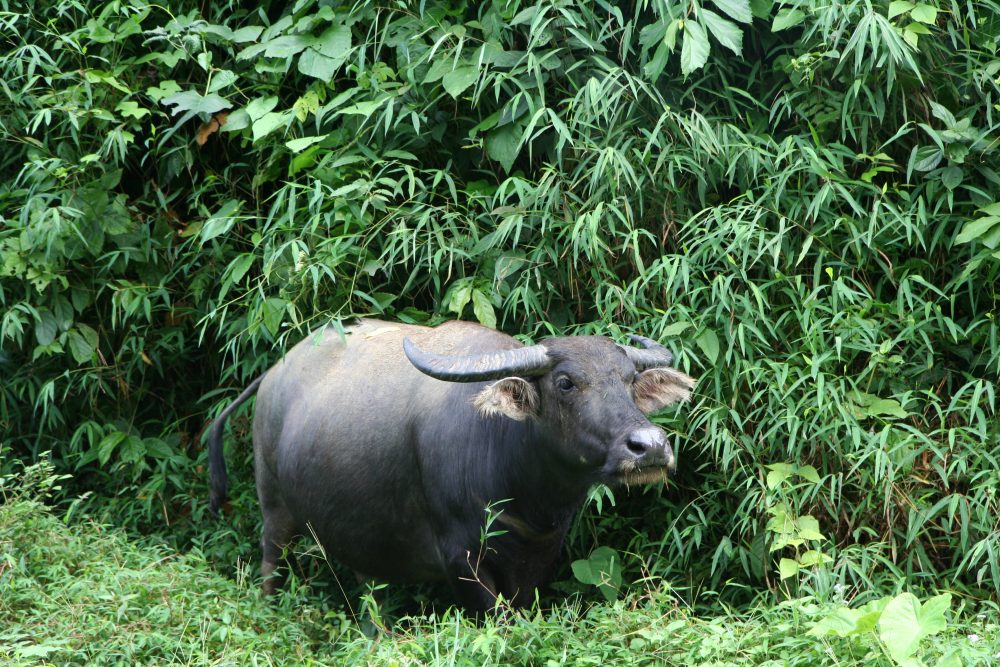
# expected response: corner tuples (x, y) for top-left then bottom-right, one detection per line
(208, 319), (695, 613)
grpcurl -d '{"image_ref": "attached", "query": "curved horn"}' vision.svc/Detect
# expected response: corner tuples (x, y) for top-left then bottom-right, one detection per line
(619, 333), (674, 370)
(403, 337), (552, 382)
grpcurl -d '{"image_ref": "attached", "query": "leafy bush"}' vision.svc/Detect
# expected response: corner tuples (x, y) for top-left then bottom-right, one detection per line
(1, 0), (998, 608)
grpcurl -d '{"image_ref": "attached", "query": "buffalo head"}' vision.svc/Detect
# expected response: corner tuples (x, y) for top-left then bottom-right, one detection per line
(403, 332), (695, 487)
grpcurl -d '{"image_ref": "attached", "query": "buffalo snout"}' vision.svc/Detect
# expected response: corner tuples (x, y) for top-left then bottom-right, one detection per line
(624, 427), (676, 472)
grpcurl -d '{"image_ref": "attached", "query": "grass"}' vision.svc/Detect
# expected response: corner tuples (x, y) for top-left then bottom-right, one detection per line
(2, 464), (997, 666)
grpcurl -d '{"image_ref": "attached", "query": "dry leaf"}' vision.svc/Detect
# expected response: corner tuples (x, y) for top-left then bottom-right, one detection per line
(196, 111), (229, 146)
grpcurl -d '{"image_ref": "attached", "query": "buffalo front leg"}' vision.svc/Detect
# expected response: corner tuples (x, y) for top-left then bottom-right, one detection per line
(446, 551), (501, 616)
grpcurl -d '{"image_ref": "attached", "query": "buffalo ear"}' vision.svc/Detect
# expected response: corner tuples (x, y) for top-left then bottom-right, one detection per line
(634, 368), (696, 414)
(474, 377), (540, 421)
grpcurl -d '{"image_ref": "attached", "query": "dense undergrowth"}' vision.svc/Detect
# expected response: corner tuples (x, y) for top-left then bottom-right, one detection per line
(1, 0), (999, 634)
(3, 461), (998, 666)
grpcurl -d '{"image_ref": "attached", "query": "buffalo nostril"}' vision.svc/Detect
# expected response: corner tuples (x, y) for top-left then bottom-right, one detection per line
(625, 428), (664, 457)
(626, 438), (647, 456)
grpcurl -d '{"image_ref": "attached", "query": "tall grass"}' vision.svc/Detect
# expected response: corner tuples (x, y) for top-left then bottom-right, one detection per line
(4, 459), (997, 665)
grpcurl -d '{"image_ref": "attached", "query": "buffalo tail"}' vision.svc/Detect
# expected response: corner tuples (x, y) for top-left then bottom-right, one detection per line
(208, 374), (266, 515)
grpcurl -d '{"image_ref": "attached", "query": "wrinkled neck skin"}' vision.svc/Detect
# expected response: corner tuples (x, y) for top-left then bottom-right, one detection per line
(467, 412), (592, 543)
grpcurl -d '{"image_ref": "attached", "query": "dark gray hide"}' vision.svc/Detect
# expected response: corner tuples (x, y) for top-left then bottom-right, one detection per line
(208, 319), (696, 613)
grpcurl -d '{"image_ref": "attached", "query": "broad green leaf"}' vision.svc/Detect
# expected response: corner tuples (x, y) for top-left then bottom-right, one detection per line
(749, 0), (773, 18)
(221, 108), (250, 132)
(84, 69), (131, 94)
(225, 254), (255, 286)
(680, 20), (710, 76)
(15, 644), (63, 658)
(854, 597), (892, 633)
(795, 515), (825, 541)
(664, 19), (681, 51)
(772, 8), (805, 31)
(207, 70), (238, 94)
(422, 58), (454, 84)
(313, 24), (351, 59)
(702, 10), (744, 56)
(299, 25), (351, 79)
(34, 310), (57, 346)
(286, 135), (326, 152)
(67, 325), (98, 364)
(162, 90), (231, 116)
(116, 101), (149, 119)
(919, 593), (952, 635)
(252, 111), (291, 141)
(848, 391), (910, 419)
(935, 651), (963, 667)
(261, 297), (287, 336)
(808, 607), (863, 637)
(447, 279), (474, 315)
(644, 40), (671, 80)
(879, 593), (925, 661)
(910, 3), (937, 23)
(339, 97), (389, 118)
(798, 464), (821, 483)
(443, 66), (479, 99)
(766, 503), (794, 534)
(940, 166), (963, 190)
(903, 22), (930, 46)
(888, 0), (916, 18)
(247, 96), (279, 121)
(929, 101), (957, 127)
(798, 549), (832, 566)
(572, 546), (622, 602)
(263, 35), (313, 58)
(955, 212), (1000, 245)
(486, 124), (521, 173)
(97, 431), (128, 466)
(145, 80), (181, 102)
(471, 290), (497, 329)
(712, 0), (753, 24)
(292, 91), (320, 121)
(661, 321), (691, 337)
(878, 593), (951, 663)
(143, 437), (174, 459)
(778, 558), (799, 579)
(765, 463), (795, 489)
(231, 26), (264, 43)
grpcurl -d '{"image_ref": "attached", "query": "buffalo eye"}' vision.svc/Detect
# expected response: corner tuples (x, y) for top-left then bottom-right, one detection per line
(555, 376), (575, 393)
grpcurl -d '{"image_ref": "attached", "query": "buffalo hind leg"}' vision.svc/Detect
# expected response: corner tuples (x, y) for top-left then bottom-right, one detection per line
(260, 509), (296, 595)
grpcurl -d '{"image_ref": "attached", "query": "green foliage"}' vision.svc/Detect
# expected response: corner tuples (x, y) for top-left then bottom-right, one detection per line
(572, 545), (624, 602)
(810, 592), (958, 667)
(1, 0), (998, 615)
(762, 463), (833, 585)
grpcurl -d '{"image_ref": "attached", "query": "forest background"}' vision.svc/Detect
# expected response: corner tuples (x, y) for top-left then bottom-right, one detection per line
(1, 0), (999, 664)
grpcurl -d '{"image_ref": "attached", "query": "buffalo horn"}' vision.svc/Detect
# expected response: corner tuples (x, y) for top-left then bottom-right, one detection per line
(403, 337), (552, 382)
(620, 334), (674, 369)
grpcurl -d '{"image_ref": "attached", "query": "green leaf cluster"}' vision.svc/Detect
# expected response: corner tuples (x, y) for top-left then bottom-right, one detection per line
(810, 592), (957, 667)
